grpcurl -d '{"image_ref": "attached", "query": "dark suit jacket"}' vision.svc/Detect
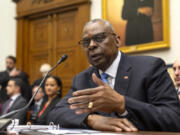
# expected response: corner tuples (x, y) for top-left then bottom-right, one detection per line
(47, 53), (180, 131)
(0, 71), (10, 102)
(35, 96), (61, 125)
(0, 95), (27, 124)
(0, 70), (31, 102)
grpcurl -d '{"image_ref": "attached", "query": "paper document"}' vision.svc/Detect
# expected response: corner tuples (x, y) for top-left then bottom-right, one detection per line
(8, 125), (122, 135)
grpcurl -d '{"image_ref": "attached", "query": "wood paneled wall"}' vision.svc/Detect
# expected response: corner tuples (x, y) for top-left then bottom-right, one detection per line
(14, 0), (90, 96)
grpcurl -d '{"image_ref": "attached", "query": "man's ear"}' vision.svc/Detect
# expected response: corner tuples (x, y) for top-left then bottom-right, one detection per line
(15, 86), (21, 93)
(115, 35), (121, 48)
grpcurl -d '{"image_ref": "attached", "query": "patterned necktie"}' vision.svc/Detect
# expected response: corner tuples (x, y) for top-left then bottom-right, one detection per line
(3, 98), (12, 114)
(101, 73), (109, 84)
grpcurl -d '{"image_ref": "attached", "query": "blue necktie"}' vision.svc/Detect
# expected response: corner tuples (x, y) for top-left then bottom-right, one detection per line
(101, 73), (109, 84)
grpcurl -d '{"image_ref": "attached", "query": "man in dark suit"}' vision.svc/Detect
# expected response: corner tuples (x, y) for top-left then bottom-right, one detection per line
(122, 0), (154, 45)
(48, 19), (180, 132)
(0, 78), (27, 124)
(0, 55), (31, 103)
(173, 57), (180, 100)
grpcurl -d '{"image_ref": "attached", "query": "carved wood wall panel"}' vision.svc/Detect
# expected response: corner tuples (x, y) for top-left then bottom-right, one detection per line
(15, 0), (90, 96)
(57, 11), (76, 44)
(29, 17), (50, 52)
(56, 48), (77, 76)
(54, 9), (79, 93)
(29, 52), (50, 83)
(16, 0), (90, 17)
(56, 49), (75, 96)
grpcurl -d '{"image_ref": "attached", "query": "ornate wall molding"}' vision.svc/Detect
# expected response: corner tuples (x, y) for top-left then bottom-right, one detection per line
(32, 0), (53, 5)
(13, 0), (53, 4)
(12, 0), (21, 3)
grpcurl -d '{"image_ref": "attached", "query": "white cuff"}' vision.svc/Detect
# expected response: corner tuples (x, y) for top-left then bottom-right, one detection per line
(117, 110), (128, 117)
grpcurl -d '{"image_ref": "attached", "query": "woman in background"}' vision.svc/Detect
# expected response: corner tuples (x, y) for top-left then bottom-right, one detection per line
(35, 75), (62, 124)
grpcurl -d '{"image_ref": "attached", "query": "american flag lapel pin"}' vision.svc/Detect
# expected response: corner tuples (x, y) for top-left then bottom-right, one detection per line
(124, 76), (128, 79)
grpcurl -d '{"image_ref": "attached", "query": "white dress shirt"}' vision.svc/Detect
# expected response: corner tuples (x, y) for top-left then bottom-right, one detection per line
(99, 51), (121, 89)
(177, 87), (180, 94)
(34, 98), (43, 112)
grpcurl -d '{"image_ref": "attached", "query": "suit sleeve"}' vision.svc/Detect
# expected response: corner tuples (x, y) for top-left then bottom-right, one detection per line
(125, 58), (180, 131)
(47, 76), (90, 128)
(11, 98), (28, 124)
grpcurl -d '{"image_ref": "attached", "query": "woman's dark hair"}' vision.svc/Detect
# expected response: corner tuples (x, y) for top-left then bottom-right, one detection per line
(45, 76), (62, 97)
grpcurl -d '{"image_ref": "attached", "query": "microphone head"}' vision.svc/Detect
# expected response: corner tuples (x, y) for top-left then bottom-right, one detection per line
(58, 54), (68, 63)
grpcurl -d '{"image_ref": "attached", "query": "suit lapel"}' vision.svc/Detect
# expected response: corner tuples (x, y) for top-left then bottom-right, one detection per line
(88, 54), (132, 95)
(89, 67), (101, 88)
(114, 53), (132, 96)
(8, 96), (21, 112)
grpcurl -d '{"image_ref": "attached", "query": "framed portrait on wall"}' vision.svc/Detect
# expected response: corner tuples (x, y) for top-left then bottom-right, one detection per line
(102, 0), (170, 53)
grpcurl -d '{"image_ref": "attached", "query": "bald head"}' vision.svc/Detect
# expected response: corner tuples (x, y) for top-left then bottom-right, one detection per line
(83, 19), (115, 34)
(173, 57), (180, 87)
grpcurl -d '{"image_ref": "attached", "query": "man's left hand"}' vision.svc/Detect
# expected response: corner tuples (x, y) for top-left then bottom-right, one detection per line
(87, 114), (138, 132)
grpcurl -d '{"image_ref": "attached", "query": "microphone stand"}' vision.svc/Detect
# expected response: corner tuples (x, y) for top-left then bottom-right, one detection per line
(0, 54), (67, 130)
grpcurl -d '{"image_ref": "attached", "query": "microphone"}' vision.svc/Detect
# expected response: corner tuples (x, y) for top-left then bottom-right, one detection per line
(0, 54), (68, 120)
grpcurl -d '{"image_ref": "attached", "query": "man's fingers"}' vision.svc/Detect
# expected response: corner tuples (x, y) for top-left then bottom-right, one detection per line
(68, 95), (90, 104)
(72, 86), (103, 96)
(92, 73), (105, 86)
(75, 108), (91, 115)
(114, 121), (131, 132)
(121, 119), (138, 131)
(116, 119), (138, 132)
(72, 73), (107, 97)
(100, 125), (123, 132)
(108, 118), (138, 132)
(108, 119), (130, 132)
(70, 102), (90, 110)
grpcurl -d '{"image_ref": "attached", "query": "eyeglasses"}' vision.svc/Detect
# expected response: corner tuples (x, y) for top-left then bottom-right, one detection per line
(78, 32), (116, 48)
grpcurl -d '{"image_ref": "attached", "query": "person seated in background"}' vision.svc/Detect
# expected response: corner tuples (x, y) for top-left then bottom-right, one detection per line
(30, 85), (45, 123)
(0, 78), (27, 124)
(173, 57), (180, 99)
(33, 76), (62, 125)
(32, 63), (51, 88)
(0, 55), (31, 103)
(47, 19), (180, 132)
(0, 99), (2, 113)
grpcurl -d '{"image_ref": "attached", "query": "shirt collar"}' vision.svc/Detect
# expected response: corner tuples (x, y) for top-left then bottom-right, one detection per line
(11, 93), (21, 101)
(35, 98), (43, 105)
(99, 51), (121, 78)
(177, 87), (180, 92)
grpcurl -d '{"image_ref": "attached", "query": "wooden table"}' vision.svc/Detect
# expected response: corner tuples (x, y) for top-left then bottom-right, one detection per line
(115, 131), (180, 135)
(1, 131), (180, 135)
